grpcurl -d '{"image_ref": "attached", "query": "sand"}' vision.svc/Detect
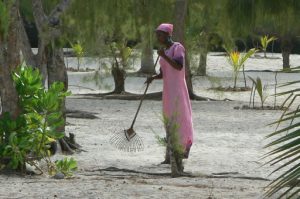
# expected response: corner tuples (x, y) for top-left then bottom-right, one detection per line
(0, 52), (299, 199)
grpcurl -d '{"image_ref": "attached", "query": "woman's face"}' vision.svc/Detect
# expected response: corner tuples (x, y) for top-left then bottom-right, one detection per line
(156, 30), (168, 45)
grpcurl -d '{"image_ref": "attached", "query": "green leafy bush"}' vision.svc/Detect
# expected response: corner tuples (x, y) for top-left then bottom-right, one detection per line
(260, 35), (277, 58)
(71, 42), (84, 71)
(225, 48), (257, 88)
(0, 66), (70, 172)
(55, 157), (77, 177)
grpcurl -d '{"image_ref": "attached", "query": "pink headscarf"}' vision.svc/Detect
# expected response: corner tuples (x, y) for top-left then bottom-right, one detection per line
(156, 23), (173, 36)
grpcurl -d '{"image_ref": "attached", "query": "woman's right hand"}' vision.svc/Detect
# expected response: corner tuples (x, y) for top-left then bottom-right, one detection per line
(145, 76), (154, 84)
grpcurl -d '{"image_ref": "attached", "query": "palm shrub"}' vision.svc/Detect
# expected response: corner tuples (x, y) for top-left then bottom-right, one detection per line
(249, 77), (269, 108)
(0, 66), (71, 173)
(260, 35), (277, 58)
(109, 41), (132, 94)
(71, 42), (84, 71)
(264, 66), (300, 198)
(226, 48), (257, 89)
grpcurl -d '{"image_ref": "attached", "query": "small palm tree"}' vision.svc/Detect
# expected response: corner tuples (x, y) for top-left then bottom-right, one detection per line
(249, 77), (269, 108)
(260, 35), (277, 58)
(264, 66), (300, 198)
(226, 48), (257, 88)
(109, 41), (132, 94)
(71, 42), (84, 71)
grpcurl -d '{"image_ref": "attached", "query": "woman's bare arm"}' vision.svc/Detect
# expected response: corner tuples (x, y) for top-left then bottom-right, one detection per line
(162, 55), (183, 71)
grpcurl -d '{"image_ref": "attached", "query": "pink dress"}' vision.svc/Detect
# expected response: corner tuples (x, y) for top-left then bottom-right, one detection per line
(160, 42), (194, 158)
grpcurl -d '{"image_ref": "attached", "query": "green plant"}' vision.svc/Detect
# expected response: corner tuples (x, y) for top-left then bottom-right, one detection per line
(55, 157), (77, 177)
(163, 111), (186, 177)
(248, 76), (269, 108)
(151, 113), (182, 150)
(109, 40), (133, 93)
(71, 42), (84, 71)
(110, 41), (132, 69)
(264, 66), (300, 198)
(226, 48), (257, 88)
(163, 108), (185, 156)
(260, 35), (277, 58)
(0, 66), (70, 173)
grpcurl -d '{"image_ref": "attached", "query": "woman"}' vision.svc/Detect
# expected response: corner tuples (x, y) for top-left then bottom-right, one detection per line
(146, 23), (194, 174)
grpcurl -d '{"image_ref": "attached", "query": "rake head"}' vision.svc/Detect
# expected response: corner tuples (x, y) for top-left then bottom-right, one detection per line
(109, 128), (144, 152)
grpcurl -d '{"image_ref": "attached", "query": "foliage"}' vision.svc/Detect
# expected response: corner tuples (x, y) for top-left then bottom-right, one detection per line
(114, 42), (132, 68)
(187, 0), (224, 52)
(155, 134), (167, 147)
(55, 157), (77, 177)
(264, 66), (300, 198)
(163, 112), (185, 157)
(71, 42), (84, 71)
(260, 35), (277, 58)
(226, 48), (257, 88)
(110, 41), (133, 71)
(248, 76), (269, 108)
(0, 66), (70, 172)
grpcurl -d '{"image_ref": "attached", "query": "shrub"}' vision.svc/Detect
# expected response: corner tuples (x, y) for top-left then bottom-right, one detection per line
(0, 66), (70, 173)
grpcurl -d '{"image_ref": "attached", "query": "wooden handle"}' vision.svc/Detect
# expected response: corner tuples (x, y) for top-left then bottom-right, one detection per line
(130, 56), (160, 129)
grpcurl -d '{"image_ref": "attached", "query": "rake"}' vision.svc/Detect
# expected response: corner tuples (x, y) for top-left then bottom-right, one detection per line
(110, 56), (160, 152)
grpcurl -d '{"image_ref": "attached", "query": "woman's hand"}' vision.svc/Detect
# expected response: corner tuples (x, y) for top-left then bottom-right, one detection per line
(157, 49), (166, 58)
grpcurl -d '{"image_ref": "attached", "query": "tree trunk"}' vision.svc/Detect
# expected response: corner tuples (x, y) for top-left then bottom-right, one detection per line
(31, 0), (72, 84)
(0, 49), (20, 120)
(136, 0), (155, 74)
(112, 66), (125, 94)
(47, 42), (79, 153)
(139, 12), (154, 74)
(19, 17), (36, 66)
(282, 50), (290, 70)
(197, 32), (208, 76)
(47, 44), (68, 87)
(0, 0), (21, 119)
(7, 0), (21, 71)
(173, 0), (194, 98)
(32, 0), (49, 83)
(47, 42), (68, 134)
(198, 52), (207, 76)
(31, 0), (78, 153)
(281, 36), (292, 70)
(140, 34), (155, 74)
(36, 40), (48, 84)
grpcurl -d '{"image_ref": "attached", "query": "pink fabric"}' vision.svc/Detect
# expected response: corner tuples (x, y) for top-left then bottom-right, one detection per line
(160, 42), (194, 157)
(156, 23), (174, 36)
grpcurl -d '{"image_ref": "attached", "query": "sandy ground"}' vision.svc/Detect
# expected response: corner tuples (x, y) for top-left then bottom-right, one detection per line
(1, 52), (299, 199)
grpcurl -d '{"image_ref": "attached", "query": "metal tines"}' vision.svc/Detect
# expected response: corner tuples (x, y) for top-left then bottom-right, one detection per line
(109, 129), (144, 152)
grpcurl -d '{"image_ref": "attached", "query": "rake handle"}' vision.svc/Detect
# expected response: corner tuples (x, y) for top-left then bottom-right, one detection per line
(130, 56), (160, 129)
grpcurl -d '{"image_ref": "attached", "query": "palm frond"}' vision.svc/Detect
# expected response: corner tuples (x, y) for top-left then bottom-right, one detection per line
(239, 48), (257, 66)
(265, 66), (300, 198)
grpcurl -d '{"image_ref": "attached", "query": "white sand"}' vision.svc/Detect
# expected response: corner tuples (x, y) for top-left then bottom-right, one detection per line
(1, 53), (299, 199)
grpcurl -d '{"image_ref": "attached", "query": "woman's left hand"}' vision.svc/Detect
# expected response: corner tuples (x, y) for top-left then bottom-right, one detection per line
(157, 48), (166, 57)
